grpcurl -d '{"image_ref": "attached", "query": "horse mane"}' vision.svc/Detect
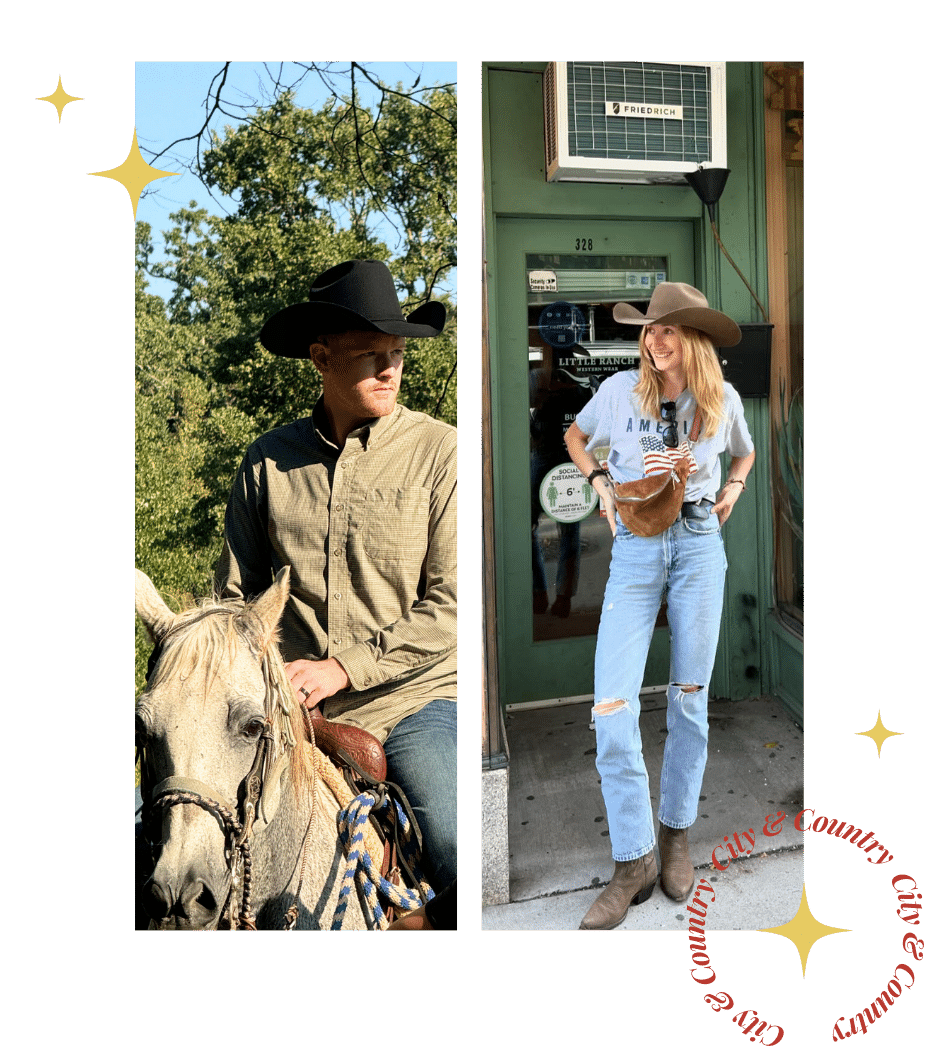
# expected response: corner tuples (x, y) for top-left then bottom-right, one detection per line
(149, 595), (315, 794)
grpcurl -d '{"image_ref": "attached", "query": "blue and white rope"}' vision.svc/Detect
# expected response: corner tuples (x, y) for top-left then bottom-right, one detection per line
(333, 789), (435, 930)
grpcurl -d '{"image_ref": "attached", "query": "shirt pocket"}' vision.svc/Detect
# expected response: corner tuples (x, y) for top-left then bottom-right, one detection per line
(355, 487), (431, 572)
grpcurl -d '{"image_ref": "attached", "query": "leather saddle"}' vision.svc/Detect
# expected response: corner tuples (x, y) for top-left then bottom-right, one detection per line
(306, 705), (387, 783)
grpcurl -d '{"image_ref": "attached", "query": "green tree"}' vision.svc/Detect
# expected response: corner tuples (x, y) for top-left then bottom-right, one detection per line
(148, 87), (456, 430)
(135, 258), (265, 707)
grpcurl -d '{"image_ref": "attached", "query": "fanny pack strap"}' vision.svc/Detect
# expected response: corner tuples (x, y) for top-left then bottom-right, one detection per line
(689, 407), (702, 444)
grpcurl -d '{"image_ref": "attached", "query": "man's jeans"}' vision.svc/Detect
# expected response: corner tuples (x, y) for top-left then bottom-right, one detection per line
(593, 513), (727, 861)
(384, 698), (457, 892)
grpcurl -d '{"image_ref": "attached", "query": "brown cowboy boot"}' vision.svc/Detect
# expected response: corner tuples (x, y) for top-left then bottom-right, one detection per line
(579, 851), (657, 930)
(658, 823), (695, 902)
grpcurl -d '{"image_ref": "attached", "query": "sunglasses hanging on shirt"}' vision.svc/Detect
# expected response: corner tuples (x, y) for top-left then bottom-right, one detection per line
(660, 400), (679, 449)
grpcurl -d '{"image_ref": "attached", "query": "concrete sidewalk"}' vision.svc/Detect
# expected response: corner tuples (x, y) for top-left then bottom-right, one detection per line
(483, 694), (803, 930)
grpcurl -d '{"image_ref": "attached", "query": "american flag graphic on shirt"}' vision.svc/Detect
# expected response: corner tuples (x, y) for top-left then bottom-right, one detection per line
(639, 435), (699, 476)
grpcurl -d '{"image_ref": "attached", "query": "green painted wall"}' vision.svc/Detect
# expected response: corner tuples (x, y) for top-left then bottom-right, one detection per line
(484, 62), (786, 713)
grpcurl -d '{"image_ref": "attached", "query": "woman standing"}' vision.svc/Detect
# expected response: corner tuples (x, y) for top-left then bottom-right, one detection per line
(564, 283), (755, 930)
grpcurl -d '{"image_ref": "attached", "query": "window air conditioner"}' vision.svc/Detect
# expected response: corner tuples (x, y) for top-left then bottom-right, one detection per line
(543, 61), (726, 184)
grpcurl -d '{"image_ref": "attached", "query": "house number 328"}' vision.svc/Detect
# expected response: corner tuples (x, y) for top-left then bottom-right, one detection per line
(575, 237), (593, 251)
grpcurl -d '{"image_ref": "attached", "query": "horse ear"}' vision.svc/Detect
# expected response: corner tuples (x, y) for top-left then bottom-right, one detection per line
(135, 570), (176, 643)
(248, 566), (292, 651)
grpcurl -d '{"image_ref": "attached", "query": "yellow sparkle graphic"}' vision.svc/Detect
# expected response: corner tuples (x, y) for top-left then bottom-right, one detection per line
(855, 711), (902, 758)
(36, 76), (83, 122)
(89, 129), (177, 218)
(759, 885), (850, 977)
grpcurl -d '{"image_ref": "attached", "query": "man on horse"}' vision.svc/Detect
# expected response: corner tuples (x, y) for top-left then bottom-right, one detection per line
(214, 260), (457, 911)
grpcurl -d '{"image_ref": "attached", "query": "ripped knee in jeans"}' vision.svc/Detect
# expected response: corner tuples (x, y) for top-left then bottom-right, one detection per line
(592, 698), (626, 716)
(673, 683), (703, 695)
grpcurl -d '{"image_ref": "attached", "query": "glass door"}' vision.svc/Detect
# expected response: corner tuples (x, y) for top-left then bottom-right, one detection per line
(494, 218), (695, 707)
(528, 252), (668, 642)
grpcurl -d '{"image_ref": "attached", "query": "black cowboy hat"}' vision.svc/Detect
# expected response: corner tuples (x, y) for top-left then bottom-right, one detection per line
(260, 259), (447, 359)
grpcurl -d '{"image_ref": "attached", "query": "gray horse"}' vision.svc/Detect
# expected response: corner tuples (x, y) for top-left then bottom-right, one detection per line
(135, 568), (379, 929)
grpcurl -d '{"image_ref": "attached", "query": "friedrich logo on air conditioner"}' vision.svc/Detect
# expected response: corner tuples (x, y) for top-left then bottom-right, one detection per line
(607, 101), (684, 120)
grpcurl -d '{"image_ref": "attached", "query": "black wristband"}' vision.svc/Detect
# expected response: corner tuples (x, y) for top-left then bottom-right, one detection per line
(587, 468), (609, 485)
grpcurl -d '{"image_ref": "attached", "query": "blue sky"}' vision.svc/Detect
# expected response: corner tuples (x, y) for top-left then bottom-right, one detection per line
(134, 61), (457, 302)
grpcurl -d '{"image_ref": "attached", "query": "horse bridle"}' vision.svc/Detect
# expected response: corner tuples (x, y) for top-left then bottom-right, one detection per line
(140, 610), (289, 930)
(145, 719), (274, 930)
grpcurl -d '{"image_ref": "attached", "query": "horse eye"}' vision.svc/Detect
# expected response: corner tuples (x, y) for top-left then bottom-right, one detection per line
(242, 719), (265, 740)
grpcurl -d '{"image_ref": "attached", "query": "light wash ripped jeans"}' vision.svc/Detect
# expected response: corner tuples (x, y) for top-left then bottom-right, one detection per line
(593, 509), (727, 861)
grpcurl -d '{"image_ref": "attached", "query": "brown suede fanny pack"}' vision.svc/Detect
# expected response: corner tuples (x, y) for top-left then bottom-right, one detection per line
(613, 409), (701, 537)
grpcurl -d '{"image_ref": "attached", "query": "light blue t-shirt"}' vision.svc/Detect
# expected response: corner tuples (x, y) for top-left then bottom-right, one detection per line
(574, 370), (754, 503)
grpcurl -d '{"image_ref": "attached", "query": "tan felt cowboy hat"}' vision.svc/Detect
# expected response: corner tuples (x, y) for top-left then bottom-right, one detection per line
(613, 282), (741, 349)
(261, 259), (446, 359)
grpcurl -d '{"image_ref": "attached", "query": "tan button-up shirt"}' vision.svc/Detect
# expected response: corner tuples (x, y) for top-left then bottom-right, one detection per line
(214, 401), (457, 741)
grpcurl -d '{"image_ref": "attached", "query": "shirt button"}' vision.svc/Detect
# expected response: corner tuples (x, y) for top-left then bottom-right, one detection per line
(334, 548), (342, 556)
(334, 592), (341, 600)
(340, 462), (347, 469)
(335, 503), (344, 511)
(334, 638), (341, 645)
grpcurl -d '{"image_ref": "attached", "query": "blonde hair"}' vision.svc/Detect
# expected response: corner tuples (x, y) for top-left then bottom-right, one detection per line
(635, 324), (726, 438)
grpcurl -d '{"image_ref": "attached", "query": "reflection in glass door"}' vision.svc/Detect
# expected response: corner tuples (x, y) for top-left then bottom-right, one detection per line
(527, 254), (667, 642)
